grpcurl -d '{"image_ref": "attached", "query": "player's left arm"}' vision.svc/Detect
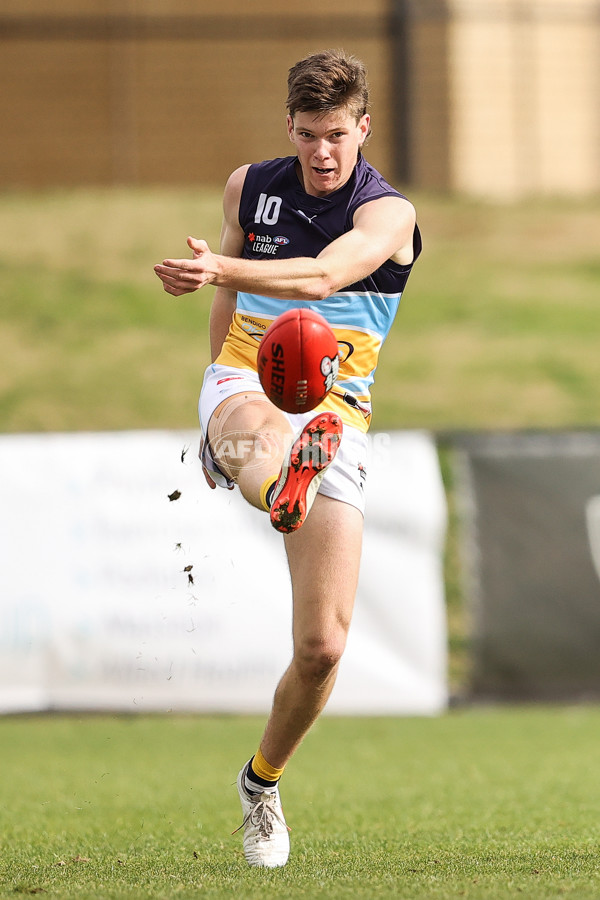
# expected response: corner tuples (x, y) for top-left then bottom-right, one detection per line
(317, 196), (417, 287)
(155, 195), (416, 302)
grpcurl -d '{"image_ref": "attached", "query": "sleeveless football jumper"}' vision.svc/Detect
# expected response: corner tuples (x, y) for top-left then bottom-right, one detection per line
(215, 154), (422, 432)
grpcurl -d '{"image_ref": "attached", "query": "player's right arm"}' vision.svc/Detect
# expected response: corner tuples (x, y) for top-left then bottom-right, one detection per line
(207, 165), (249, 361)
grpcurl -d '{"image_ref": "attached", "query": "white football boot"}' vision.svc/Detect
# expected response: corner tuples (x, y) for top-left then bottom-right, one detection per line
(234, 764), (290, 868)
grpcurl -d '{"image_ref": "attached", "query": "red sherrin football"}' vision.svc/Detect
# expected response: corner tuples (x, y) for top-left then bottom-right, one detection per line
(257, 308), (340, 414)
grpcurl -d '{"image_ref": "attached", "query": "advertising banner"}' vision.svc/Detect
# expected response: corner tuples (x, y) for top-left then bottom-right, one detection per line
(0, 429), (447, 715)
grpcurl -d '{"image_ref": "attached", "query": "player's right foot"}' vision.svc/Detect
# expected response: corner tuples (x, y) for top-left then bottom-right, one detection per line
(234, 764), (290, 868)
(270, 412), (343, 533)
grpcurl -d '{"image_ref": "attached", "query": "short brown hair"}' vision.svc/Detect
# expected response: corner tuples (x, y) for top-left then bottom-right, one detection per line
(287, 50), (370, 123)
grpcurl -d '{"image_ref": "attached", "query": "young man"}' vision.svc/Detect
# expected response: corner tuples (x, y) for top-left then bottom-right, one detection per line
(155, 49), (421, 868)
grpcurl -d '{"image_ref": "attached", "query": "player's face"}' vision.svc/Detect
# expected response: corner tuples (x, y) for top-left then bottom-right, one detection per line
(287, 109), (370, 198)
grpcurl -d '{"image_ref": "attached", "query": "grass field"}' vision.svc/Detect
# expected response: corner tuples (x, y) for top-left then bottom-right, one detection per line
(2, 709), (600, 899)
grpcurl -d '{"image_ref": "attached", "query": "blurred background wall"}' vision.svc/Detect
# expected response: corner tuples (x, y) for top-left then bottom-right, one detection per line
(1, 0), (598, 197)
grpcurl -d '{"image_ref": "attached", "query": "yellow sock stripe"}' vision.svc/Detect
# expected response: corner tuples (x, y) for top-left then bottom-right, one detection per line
(259, 476), (277, 512)
(254, 747), (285, 782)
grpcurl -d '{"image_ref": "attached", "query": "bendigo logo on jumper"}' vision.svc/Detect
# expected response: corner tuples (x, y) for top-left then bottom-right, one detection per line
(239, 313), (269, 342)
(247, 232), (290, 256)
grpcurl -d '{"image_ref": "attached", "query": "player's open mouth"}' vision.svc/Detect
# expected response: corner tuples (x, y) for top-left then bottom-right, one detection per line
(313, 167), (334, 175)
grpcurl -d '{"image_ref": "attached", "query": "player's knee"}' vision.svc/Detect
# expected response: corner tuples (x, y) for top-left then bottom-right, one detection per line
(209, 398), (291, 476)
(294, 633), (347, 682)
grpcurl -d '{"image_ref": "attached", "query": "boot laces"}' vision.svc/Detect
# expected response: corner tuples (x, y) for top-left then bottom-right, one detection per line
(232, 792), (290, 838)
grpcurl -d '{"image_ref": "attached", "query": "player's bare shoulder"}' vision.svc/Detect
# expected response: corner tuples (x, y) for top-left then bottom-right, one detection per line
(388, 197), (416, 266)
(221, 165), (251, 248)
(353, 194), (417, 267)
(226, 164), (251, 189)
(223, 165), (251, 212)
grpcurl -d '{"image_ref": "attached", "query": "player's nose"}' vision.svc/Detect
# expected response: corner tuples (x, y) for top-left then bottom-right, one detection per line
(313, 140), (331, 161)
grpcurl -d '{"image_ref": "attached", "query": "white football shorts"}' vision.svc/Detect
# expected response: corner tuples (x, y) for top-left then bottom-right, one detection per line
(198, 363), (368, 515)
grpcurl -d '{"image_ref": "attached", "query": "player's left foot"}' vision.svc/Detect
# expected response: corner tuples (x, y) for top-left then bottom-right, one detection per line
(233, 763), (290, 867)
(270, 412), (343, 533)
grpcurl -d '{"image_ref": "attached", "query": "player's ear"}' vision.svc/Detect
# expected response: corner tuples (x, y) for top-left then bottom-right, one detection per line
(287, 115), (295, 142)
(358, 114), (370, 146)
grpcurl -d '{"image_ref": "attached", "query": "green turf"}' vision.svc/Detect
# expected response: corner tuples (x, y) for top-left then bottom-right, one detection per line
(1, 709), (600, 899)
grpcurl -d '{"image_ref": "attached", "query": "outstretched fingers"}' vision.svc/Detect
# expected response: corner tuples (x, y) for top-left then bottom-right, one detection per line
(154, 237), (217, 295)
(154, 260), (212, 295)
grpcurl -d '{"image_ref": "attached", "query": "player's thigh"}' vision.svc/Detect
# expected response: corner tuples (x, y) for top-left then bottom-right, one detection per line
(200, 365), (285, 443)
(284, 493), (363, 648)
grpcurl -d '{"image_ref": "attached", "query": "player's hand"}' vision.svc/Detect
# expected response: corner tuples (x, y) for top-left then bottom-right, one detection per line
(154, 237), (220, 296)
(198, 436), (217, 489)
(198, 437), (234, 491)
(203, 466), (217, 489)
(201, 458), (235, 491)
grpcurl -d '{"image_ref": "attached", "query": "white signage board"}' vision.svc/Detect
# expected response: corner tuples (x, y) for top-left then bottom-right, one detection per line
(0, 430), (447, 715)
